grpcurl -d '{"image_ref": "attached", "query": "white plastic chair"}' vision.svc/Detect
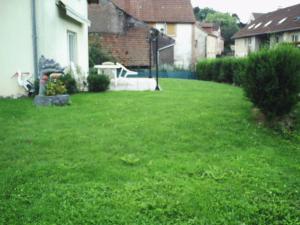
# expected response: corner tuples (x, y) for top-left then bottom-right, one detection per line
(94, 62), (138, 86)
(116, 63), (138, 78)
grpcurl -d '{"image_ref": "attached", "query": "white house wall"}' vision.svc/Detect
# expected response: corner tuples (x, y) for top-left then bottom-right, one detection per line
(235, 38), (248, 57)
(0, 0), (34, 97)
(206, 35), (218, 58)
(0, 0), (89, 97)
(153, 23), (193, 69)
(194, 26), (207, 61)
(235, 30), (300, 57)
(174, 24), (193, 69)
(36, 0), (89, 76)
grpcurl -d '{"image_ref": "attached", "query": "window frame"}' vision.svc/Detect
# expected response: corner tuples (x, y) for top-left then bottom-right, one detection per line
(292, 34), (299, 42)
(67, 30), (78, 64)
(166, 23), (177, 37)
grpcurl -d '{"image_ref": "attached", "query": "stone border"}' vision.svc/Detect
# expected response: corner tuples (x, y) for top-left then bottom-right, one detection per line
(34, 95), (70, 106)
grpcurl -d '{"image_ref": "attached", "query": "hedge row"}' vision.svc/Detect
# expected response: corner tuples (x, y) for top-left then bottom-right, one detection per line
(196, 57), (248, 86)
(244, 45), (300, 118)
(196, 44), (300, 121)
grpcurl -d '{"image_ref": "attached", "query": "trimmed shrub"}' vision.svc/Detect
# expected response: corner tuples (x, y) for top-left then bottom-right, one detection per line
(59, 73), (78, 94)
(219, 57), (234, 83)
(212, 58), (222, 82)
(243, 44), (300, 119)
(196, 57), (247, 86)
(196, 60), (212, 81)
(87, 69), (110, 92)
(232, 57), (248, 86)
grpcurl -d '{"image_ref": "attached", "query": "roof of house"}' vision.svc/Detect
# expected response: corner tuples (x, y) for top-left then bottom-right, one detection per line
(233, 3), (300, 39)
(90, 27), (175, 67)
(196, 22), (220, 38)
(110, 0), (196, 23)
(200, 22), (220, 31)
(88, 1), (175, 67)
(252, 13), (264, 20)
(93, 27), (150, 67)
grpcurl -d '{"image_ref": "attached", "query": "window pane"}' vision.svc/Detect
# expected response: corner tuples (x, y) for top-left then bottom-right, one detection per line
(68, 31), (77, 64)
(167, 24), (176, 36)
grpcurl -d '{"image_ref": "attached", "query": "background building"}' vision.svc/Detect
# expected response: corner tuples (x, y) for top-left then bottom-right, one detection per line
(233, 3), (300, 57)
(88, 1), (175, 68)
(109, 0), (196, 69)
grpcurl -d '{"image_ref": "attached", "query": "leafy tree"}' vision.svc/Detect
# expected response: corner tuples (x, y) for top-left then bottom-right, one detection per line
(205, 12), (240, 53)
(89, 37), (115, 68)
(232, 13), (247, 29)
(193, 8), (242, 54)
(193, 7), (216, 21)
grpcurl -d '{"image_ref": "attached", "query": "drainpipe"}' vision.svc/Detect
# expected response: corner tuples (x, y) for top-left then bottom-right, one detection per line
(31, 0), (39, 79)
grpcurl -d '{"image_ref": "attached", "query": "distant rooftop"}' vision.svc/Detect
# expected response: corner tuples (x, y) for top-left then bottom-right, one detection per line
(252, 13), (264, 20)
(234, 3), (300, 39)
(110, 0), (196, 23)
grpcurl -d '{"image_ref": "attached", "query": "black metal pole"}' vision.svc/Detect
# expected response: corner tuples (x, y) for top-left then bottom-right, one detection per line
(149, 38), (152, 78)
(155, 36), (160, 91)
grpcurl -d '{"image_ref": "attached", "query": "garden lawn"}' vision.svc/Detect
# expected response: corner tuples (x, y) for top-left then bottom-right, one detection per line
(0, 79), (299, 225)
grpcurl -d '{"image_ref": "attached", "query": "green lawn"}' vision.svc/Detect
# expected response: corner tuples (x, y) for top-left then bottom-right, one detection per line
(0, 79), (299, 225)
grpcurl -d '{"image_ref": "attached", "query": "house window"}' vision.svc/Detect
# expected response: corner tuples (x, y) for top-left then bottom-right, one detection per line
(67, 31), (77, 64)
(245, 37), (252, 45)
(292, 34), (299, 42)
(167, 24), (176, 37)
(248, 37), (252, 45)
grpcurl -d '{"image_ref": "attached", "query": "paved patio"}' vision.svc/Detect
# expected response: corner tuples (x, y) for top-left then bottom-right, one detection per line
(109, 78), (157, 91)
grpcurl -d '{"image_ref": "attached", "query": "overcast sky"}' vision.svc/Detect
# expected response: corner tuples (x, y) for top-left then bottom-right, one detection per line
(191, 0), (300, 23)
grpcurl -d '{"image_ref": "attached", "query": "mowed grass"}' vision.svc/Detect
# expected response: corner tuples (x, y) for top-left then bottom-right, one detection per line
(0, 79), (299, 225)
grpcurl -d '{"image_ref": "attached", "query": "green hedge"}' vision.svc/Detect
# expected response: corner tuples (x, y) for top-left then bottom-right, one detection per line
(196, 45), (300, 120)
(196, 57), (247, 86)
(244, 44), (300, 118)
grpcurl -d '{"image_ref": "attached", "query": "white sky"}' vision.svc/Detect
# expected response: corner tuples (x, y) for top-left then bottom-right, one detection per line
(191, 0), (300, 23)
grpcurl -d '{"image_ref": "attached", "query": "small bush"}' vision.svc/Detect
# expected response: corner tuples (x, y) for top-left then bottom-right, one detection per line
(46, 79), (67, 96)
(243, 44), (300, 119)
(87, 69), (110, 92)
(59, 73), (78, 94)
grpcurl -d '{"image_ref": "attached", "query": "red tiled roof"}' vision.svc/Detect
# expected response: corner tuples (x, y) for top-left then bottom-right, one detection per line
(90, 27), (150, 67)
(111, 0), (196, 23)
(234, 4), (300, 39)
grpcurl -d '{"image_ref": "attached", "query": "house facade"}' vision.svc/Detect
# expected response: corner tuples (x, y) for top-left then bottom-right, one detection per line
(109, 0), (196, 69)
(0, 0), (89, 97)
(233, 4), (300, 57)
(194, 22), (224, 60)
(88, 0), (175, 68)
